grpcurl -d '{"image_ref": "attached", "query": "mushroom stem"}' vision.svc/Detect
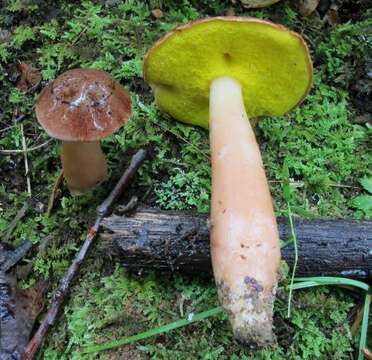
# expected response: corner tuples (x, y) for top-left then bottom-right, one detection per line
(61, 141), (107, 196)
(209, 76), (281, 346)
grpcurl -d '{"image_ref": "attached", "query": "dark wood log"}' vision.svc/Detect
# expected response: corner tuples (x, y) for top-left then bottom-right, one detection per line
(100, 208), (372, 280)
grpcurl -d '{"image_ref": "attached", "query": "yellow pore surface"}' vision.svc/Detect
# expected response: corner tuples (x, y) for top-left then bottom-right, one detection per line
(144, 17), (312, 129)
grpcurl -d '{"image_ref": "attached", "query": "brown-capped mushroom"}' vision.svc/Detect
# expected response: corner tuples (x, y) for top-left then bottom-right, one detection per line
(144, 17), (313, 346)
(36, 68), (131, 195)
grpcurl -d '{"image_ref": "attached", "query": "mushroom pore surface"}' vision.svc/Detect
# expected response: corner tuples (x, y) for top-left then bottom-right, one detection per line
(144, 17), (312, 128)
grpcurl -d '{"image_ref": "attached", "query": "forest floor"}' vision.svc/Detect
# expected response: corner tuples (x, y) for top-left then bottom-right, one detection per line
(0, 0), (371, 359)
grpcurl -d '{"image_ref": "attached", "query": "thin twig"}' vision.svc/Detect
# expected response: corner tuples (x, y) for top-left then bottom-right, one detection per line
(70, 24), (89, 45)
(351, 300), (368, 335)
(268, 180), (361, 190)
(0, 115), (28, 133)
(0, 124), (16, 133)
(21, 124), (32, 196)
(46, 170), (64, 217)
(329, 183), (361, 190)
(0, 138), (53, 154)
(156, 120), (210, 161)
(24, 80), (41, 95)
(22, 149), (147, 360)
(115, 196), (138, 215)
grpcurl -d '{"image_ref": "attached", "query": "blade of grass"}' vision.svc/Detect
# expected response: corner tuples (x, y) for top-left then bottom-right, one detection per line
(280, 238), (294, 249)
(290, 276), (370, 360)
(83, 306), (224, 354)
(286, 202), (298, 318)
(84, 277), (369, 355)
(291, 277), (370, 291)
(358, 292), (371, 360)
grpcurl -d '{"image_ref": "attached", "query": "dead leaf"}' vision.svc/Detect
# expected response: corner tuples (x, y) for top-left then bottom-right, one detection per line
(16, 62), (41, 92)
(324, 6), (340, 26)
(298, 0), (320, 16)
(0, 242), (47, 359)
(151, 9), (164, 19)
(1, 277), (47, 359)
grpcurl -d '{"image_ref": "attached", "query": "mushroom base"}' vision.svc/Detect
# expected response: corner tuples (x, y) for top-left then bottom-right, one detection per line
(61, 141), (107, 196)
(216, 279), (276, 347)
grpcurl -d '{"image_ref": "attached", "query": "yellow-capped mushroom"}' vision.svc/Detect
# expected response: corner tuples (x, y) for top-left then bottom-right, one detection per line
(144, 17), (313, 347)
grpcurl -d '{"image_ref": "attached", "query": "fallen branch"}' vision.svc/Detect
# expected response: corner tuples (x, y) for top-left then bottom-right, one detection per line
(22, 149), (147, 360)
(100, 208), (372, 279)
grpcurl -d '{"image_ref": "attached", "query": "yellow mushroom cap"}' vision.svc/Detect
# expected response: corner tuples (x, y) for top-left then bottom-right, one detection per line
(144, 17), (313, 129)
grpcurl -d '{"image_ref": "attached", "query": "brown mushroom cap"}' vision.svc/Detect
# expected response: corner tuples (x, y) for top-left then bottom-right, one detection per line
(36, 69), (131, 141)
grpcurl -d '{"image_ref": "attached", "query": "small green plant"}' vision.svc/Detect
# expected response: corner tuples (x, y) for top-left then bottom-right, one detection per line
(12, 25), (35, 48)
(352, 177), (372, 218)
(7, 0), (38, 13)
(317, 16), (372, 86)
(155, 169), (210, 213)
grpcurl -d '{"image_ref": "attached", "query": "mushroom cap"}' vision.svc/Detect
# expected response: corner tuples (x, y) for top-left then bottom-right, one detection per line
(144, 17), (313, 129)
(36, 68), (131, 141)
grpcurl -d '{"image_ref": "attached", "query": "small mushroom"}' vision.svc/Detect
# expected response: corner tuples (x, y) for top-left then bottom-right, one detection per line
(36, 69), (131, 195)
(144, 17), (312, 346)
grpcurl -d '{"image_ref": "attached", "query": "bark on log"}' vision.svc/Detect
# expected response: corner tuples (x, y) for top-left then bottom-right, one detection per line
(100, 208), (372, 279)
